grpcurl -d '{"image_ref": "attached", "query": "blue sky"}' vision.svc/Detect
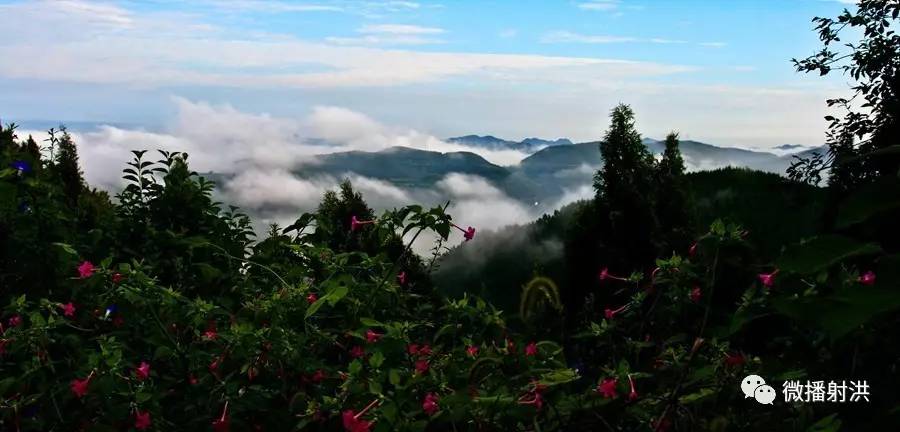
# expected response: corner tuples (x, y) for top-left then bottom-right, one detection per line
(0, 0), (857, 148)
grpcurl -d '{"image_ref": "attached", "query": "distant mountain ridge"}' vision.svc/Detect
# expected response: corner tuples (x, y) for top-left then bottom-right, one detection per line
(447, 135), (572, 151)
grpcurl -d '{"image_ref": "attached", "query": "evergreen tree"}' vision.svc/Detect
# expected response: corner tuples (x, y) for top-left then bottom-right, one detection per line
(655, 132), (692, 253)
(593, 103), (660, 267)
(52, 127), (85, 208)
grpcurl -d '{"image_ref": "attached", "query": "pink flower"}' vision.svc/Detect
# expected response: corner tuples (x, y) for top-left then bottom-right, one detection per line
(596, 378), (618, 399)
(350, 346), (366, 359)
(60, 302), (76, 317)
(518, 389), (544, 410)
(342, 410), (373, 432)
(365, 329), (382, 344)
(134, 411), (151, 430)
(135, 361), (151, 381)
(758, 270), (778, 288)
(627, 374), (638, 401)
(418, 345), (432, 356)
(506, 339), (516, 354)
(350, 215), (375, 232)
(77, 261), (95, 279)
(688, 242), (698, 257)
(397, 271), (407, 285)
(407, 343), (419, 355)
(598, 267), (627, 282)
(422, 393), (440, 416)
(524, 342), (538, 357)
(451, 223), (476, 241)
(724, 352), (745, 368)
(70, 372), (94, 398)
(212, 402), (230, 432)
(311, 369), (327, 383)
(306, 292), (318, 304)
(189, 375), (199, 385)
(8, 315), (22, 327)
(689, 286), (702, 303)
(858, 271), (876, 286)
(203, 326), (218, 341)
(209, 357), (222, 374)
(604, 304), (628, 320)
(111, 272), (124, 284)
(415, 359), (429, 375)
(466, 345), (479, 357)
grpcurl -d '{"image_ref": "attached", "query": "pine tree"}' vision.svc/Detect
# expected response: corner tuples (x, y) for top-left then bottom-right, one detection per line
(593, 103), (660, 267)
(53, 127), (85, 208)
(654, 132), (692, 252)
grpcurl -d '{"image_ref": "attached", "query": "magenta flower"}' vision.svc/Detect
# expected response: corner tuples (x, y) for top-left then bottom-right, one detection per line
(604, 304), (628, 320)
(724, 352), (745, 368)
(134, 410), (151, 430)
(517, 389), (544, 410)
(758, 270), (778, 288)
(111, 272), (124, 284)
(466, 345), (479, 357)
(418, 345), (433, 356)
(365, 329), (382, 344)
(60, 302), (76, 318)
(415, 359), (429, 375)
(306, 292), (318, 304)
(77, 261), (95, 279)
(451, 223), (476, 241)
(422, 393), (440, 416)
(8, 315), (22, 328)
(350, 346), (366, 359)
(596, 378), (618, 399)
(397, 271), (407, 285)
(524, 342), (538, 357)
(689, 286), (702, 303)
(350, 215), (375, 232)
(203, 323), (218, 341)
(858, 271), (876, 286)
(407, 343), (419, 355)
(311, 369), (327, 383)
(598, 267), (627, 282)
(135, 361), (151, 381)
(627, 374), (638, 401)
(212, 402), (230, 432)
(688, 242), (698, 257)
(343, 400), (379, 432)
(70, 371), (94, 398)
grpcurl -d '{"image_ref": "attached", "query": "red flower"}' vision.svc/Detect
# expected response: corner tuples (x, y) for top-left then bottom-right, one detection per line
(8, 315), (22, 327)
(134, 411), (151, 430)
(343, 403), (378, 432)
(365, 329), (382, 344)
(407, 343), (419, 355)
(422, 393), (440, 416)
(689, 286), (702, 303)
(112, 272), (124, 284)
(451, 223), (476, 241)
(70, 372), (94, 398)
(189, 375), (199, 385)
(596, 378), (618, 398)
(858, 271), (876, 286)
(506, 339), (516, 354)
(758, 270), (778, 288)
(417, 345), (432, 356)
(524, 342), (538, 357)
(688, 242), (698, 257)
(77, 261), (95, 279)
(350, 215), (375, 232)
(135, 361), (151, 381)
(397, 271), (407, 285)
(212, 402), (230, 432)
(311, 369), (327, 383)
(518, 387), (544, 410)
(350, 346), (365, 359)
(209, 357), (222, 373)
(203, 323), (218, 341)
(306, 292), (318, 304)
(724, 352), (745, 367)
(604, 304), (628, 320)
(627, 374), (638, 401)
(598, 267), (627, 282)
(60, 302), (76, 317)
(415, 359), (429, 375)
(466, 345), (479, 357)
(112, 316), (125, 327)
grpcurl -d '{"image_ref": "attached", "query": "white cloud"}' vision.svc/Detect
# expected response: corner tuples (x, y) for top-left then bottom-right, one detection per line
(578, 1), (620, 11)
(358, 24), (445, 35)
(541, 31), (636, 44)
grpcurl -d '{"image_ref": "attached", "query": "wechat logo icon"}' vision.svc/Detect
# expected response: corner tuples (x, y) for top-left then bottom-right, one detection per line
(741, 375), (777, 405)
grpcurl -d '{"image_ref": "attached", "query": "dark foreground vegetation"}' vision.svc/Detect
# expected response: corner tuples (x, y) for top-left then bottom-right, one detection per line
(1, 1), (899, 430)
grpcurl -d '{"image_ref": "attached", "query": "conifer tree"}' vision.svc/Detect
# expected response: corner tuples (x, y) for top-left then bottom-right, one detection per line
(52, 127), (85, 208)
(655, 132), (692, 252)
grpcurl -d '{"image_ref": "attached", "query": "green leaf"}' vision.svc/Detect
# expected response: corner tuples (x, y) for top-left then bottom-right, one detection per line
(836, 179), (900, 228)
(304, 298), (326, 319)
(52, 242), (78, 256)
(679, 388), (716, 404)
(772, 285), (900, 339)
(777, 235), (881, 275)
(538, 368), (579, 386)
(360, 318), (384, 327)
(369, 351), (385, 369)
(348, 360), (363, 375)
(388, 369), (402, 386)
(806, 413), (841, 432)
